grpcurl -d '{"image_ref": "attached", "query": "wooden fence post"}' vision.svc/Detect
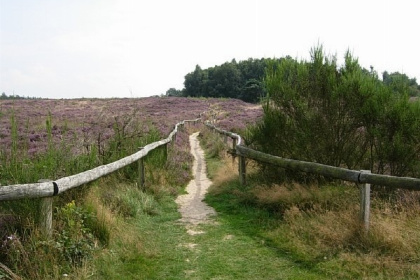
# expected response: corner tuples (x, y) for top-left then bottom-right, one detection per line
(38, 179), (53, 237)
(164, 143), (168, 161)
(360, 170), (371, 233)
(138, 157), (145, 191)
(172, 133), (177, 146)
(232, 138), (237, 165)
(238, 155), (246, 185)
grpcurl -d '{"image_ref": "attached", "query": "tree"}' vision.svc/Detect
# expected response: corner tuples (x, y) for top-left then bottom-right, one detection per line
(240, 79), (265, 103)
(383, 71), (420, 97)
(248, 45), (420, 181)
(182, 58), (273, 102)
(165, 88), (182, 97)
(183, 65), (207, 97)
(206, 62), (242, 98)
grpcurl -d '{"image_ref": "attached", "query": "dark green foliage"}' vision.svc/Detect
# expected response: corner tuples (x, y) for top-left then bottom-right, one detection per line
(382, 71), (420, 97)
(0, 92), (39, 99)
(240, 79), (266, 103)
(180, 56), (420, 104)
(183, 65), (208, 98)
(248, 45), (420, 181)
(55, 200), (96, 266)
(183, 58), (269, 103)
(165, 88), (183, 97)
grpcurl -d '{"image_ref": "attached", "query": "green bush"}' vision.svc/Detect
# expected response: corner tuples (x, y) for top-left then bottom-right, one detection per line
(248, 45), (420, 181)
(55, 200), (96, 266)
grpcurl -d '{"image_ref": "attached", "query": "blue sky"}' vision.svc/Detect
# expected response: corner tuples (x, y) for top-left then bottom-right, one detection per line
(1, 0), (419, 99)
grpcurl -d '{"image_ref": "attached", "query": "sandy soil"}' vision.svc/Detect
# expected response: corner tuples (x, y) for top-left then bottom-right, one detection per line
(175, 132), (216, 232)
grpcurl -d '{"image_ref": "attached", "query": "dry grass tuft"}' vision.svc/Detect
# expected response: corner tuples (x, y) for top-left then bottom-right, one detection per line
(253, 182), (315, 205)
(200, 123), (420, 277)
(259, 185), (420, 277)
(211, 157), (237, 188)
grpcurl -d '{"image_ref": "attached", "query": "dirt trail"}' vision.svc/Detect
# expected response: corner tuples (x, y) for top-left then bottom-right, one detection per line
(175, 132), (216, 233)
(170, 133), (319, 279)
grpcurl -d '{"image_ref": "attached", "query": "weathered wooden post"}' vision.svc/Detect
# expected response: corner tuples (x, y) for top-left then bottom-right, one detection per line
(138, 157), (145, 191)
(38, 179), (53, 237)
(360, 170), (371, 233)
(164, 143), (168, 162)
(238, 154), (246, 185)
(172, 133), (177, 147)
(232, 137), (237, 165)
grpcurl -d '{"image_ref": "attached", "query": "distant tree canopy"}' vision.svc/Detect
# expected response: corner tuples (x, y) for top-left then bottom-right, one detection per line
(168, 57), (420, 103)
(182, 58), (270, 103)
(0, 92), (38, 100)
(382, 71), (420, 97)
(165, 88), (183, 97)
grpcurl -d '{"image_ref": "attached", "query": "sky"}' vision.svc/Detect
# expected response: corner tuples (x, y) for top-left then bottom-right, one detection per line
(0, 0), (419, 99)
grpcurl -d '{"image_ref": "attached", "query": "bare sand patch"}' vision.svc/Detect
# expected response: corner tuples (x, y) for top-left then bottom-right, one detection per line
(175, 132), (216, 231)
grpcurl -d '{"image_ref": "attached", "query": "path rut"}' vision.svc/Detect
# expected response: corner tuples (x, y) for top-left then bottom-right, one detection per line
(175, 132), (216, 231)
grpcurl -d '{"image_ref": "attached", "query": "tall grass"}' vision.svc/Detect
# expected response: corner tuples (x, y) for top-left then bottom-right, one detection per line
(201, 128), (420, 279)
(0, 113), (195, 279)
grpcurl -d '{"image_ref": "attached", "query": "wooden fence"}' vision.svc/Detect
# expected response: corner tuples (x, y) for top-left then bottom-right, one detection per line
(0, 118), (201, 236)
(204, 122), (420, 232)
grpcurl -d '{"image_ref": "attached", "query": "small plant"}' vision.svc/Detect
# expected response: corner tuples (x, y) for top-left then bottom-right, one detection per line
(55, 200), (96, 266)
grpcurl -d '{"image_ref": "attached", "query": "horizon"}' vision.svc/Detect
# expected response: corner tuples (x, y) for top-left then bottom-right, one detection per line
(1, 0), (419, 99)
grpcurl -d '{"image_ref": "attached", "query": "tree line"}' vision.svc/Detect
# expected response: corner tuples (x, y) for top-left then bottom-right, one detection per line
(166, 57), (420, 103)
(166, 58), (270, 103)
(1, 92), (40, 100)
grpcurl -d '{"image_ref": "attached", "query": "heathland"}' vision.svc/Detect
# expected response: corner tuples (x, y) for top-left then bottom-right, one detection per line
(0, 97), (263, 279)
(1, 47), (420, 279)
(1, 94), (420, 279)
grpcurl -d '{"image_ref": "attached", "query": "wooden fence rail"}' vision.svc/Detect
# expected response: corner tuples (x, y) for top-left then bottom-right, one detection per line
(204, 122), (242, 146)
(236, 145), (420, 190)
(0, 118), (200, 201)
(204, 122), (420, 232)
(0, 118), (200, 235)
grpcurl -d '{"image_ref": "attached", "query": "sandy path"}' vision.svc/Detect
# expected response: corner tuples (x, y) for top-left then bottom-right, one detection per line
(175, 132), (216, 230)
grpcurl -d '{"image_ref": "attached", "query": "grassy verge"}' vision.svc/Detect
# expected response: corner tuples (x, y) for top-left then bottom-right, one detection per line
(88, 180), (191, 279)
(4, 123), (420, 279)
(200, 128), (420, 279)
(91, 127), (324, 280)
(0, 122), (195, 279)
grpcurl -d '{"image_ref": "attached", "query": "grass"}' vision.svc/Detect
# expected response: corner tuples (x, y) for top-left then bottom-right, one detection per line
(170, 220), (325, 279)
(90, 183), (190, 279)
(83, 127), (326, 280)
(0, 119), (193, 279)
(90, 170), (324, 280)
(198, 127), (420, 279)
(0, 98), (263, 279)
(197, 129), (230, 180)
(3, 112), (420, 279)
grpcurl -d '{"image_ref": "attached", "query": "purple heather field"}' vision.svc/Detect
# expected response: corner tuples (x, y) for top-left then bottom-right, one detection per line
(0, 97), (262, 160)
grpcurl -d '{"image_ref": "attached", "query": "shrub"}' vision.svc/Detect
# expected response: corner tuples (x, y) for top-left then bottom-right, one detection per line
(248, 45), (420, 181)
(55, 200), (96, 266)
